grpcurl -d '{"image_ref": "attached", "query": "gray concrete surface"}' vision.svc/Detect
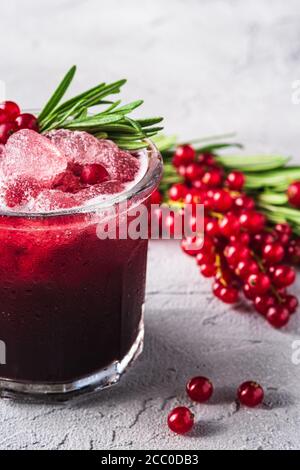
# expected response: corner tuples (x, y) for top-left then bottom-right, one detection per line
(0, 0), (300, 450)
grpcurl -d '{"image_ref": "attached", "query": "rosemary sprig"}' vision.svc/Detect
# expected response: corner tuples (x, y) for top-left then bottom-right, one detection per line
(38, 66), (163, 150)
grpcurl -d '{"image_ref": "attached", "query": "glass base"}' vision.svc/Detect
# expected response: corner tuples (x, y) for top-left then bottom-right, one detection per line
(0, 319), (144, 403)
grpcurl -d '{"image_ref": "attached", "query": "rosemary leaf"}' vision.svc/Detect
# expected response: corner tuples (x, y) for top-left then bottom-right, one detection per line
(38, 66), (76, 123)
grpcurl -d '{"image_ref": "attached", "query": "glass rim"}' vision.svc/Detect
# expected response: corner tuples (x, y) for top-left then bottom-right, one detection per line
(0, 138), (163, 219)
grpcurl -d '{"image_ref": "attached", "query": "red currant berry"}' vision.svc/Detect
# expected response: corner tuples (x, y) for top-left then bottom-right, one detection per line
(185, 163), (204, 181)
(181, 236), (204, 256)
(213, 280), (223, 298)
(224, 243), (250, 268)
(0, 101), (20, 120)
(177, 165), (187, 178)
(254, 295), (276, 315)
(272, 265), (296, 288)
(198, 152), (216, 166)
(219, 213), (240, 237)
(212, 189), (233, 212)
(230, 232), (250, 245)
(274, 224), (292, 245)
(286, 239), (300, 263)
(234, 194), (255, 210)
(266, 305), (290, 328)
(173, 145), (195, 167)
(184, 189), (203, 206)
(202, 169), (223, 187)
(15, 113), (39, 131)
(243, 283), (256, 300)
(168, 183), (188, 201)
(281, 294), (298, 314)
(205, 217), (219, 237)
(262, 242), (285, 264)
(235, 259), (259, 280)
(247, 273), (271, 295)
(150, 189), (163, 205)
(80, 163), (109, 185)
(226, 171), (245, 191)
(218, 285), (239, 304)
(186, 376), (214, 403)
(167, 406), (194, 434)
(288, 181), (300, 208)
(196, 251), (215, 265)
(239, 211), (265, 233)
(200, 263), (217, 277)
(237, 381), (264, 407)
(275, 223), (292, 235)
(0, 122), (18, 144)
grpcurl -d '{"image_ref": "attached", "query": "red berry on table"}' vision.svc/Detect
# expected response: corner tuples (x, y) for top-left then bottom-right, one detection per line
(234, 194), (255, 210)
(286, 239), (300, 263)
(236, 259), (259, 280)
(226, 171), (245, 191)
(275, 223), (292, 236)
(186, 376), (214, 403)
(173, 144), (195, 167)
(214, 281), (239, 303)
(168, 183), (187, 201)
(0, 121), (18, 144)
(262, 242), (285, 264)
(243, 283), (256, 300)
(254, 295), (276, 315)
(0, 101), (20, 120)
(212, 189), (233, 212)
(167, 406), (194, 434)
(202, 168), (223, 187)
(219, 213), (240, 237)
(281, 294), (298, 314)
(247, 273), (271, 295)
(205, 217), (219, 237)
(237, 381), (264, 407)
(239, 210), (265, 233)
(200, 263), (217, 277)
(224, 243), (250, 268)
(287, 181), (300, 208)
(271, 265), (296, 288)
(230, 232), (250, 245)
(80, 163), (109, 185)
(266, 305), (290, 328)
(184, 188), (203, 205)
(198, 152), (216, 166)
(185, 163), (204, 181)
(15, 113), (39, 131)
(181, 236), (204, 256)
(196, 251), (216, 266)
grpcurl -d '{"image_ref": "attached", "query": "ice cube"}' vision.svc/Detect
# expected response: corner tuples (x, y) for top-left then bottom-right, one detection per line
(31, 181), (124, 212)
(46, 129), (117, 164)
(2, 129), (67, 183)
(31, 190), (79, 212)
(46, 130), (140, 183)
(5, 177), (42, 209)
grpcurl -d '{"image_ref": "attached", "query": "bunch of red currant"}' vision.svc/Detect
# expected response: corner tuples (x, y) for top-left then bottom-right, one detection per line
(167, 376), (264, 434)
(0, 101), (38, 144)
(152, 144), (299, 328)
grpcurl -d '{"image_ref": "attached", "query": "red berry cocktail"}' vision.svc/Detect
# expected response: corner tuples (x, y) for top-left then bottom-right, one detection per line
(0, 128), (162, 400)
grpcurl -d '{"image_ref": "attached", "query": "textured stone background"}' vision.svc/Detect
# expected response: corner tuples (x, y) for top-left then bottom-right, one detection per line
(0, 0), (300, 450)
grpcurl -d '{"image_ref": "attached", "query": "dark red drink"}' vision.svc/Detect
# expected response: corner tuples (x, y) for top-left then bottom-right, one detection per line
(0, 130), (162, 400)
